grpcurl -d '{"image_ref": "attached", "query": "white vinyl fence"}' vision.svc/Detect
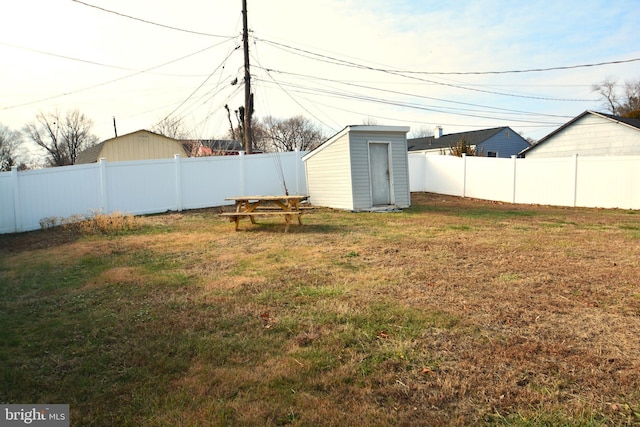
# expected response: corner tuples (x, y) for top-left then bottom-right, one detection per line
(0, 151), (307, 234)
(409, 153), (640, 210)
(2, 151), (638, 235)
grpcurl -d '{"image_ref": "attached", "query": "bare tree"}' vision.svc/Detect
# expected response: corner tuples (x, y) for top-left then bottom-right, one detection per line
(620, 78), (640, 116)
(263, 115), (324, 152)
(23, 110), (98, 166)
(152, 116), (192, 140)
(0, 124), (22, 171)
(592, 77), (619, 114)
(449, 137), (483, 157)
(409, 126), (434, 139)
(592, 77), (640, 116)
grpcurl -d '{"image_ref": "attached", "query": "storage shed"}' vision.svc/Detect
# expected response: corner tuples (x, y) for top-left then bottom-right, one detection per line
(302, 125), (411, 211)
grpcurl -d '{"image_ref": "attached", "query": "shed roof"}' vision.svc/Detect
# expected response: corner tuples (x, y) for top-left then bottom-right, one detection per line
(407, 127), (506, 152)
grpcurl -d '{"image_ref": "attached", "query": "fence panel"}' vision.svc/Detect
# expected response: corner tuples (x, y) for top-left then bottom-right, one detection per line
(576, 156), (640, 209)
(408, 153), (427, 192)
(465, 156), (514, 203)
(423, 155), (464, 196)
(180, 155), (242, 210)
(105, 159), (178, 214)
(9, 165), (102, 232)
(0, 173), (16, 234)
(409, 154), (639, 210)
(514, 157), (576, 206)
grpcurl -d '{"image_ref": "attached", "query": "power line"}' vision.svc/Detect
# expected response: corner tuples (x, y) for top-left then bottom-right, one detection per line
(254, 66), (577, 118)
(70, 0), (232, 38)
(257, 37), (640, 76)
(2, 42), (232, 110)
(156, 46), (241, 127)
(256, 37), (622, 101)
(404, 57), (640, 75)
(0, 41), (222, 77)
(255, 78), (564, 126)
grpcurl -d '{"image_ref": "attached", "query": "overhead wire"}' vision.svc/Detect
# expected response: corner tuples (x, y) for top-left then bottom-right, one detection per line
(257, 37), (640, 76)
(254, 78), (564, 125)
(70, 0), (232, 38)
(254, 66), (576, 119)
(256, 37), (605, 102)
(155, 45), (242, 128)
(10, 2), (632, 138)
(251, 55), (336, 131)
(2, 40), (236, 110)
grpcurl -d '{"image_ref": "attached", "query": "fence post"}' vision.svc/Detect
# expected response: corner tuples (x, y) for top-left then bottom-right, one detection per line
(174, 154), (183, 211)
(295, 149), (301, 195)
(511, 155), (517, 203)
(239, 151), (246, 195)
(11, 166), (21, 233)
(99, 158), (109, 214)
(462, 154), (467, 197)
(572, 153), (579, 207)
(423, 152), (429, 193)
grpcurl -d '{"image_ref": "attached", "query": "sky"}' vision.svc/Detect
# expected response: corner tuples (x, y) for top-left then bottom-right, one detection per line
(1, 0), (639, 149)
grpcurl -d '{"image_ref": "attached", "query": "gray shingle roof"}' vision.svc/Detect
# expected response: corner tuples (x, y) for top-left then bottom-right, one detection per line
(75, 141), (106, 164)
(407, 127), (505, 151)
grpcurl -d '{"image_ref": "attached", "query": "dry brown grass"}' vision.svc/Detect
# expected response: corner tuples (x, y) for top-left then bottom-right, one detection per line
(1, 193), (639, 426)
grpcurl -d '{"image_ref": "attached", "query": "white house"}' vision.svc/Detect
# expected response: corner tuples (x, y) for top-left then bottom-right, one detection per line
(302, 125), (411, 211)
(520, 111), (640, 158)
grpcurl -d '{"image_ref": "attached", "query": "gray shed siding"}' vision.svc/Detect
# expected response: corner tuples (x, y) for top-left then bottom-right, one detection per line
(476, 128), (530, 158)
(348, 131), (411, 209)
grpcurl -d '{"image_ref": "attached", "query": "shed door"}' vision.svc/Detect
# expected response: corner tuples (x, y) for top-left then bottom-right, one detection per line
(369, 143), (391, 206)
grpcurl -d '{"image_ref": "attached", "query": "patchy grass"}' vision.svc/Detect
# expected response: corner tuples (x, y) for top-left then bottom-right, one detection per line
(1, 192), (639, 426)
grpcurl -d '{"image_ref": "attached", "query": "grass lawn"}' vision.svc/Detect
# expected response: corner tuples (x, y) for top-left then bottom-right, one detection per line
(1, 192), (639, 426)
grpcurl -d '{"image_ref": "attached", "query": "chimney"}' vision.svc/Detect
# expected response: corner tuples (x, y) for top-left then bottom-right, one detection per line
(434, 126), (443, 139)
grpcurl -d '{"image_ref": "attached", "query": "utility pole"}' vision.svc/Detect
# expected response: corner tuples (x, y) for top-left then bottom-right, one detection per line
(242, 0), (253, 154)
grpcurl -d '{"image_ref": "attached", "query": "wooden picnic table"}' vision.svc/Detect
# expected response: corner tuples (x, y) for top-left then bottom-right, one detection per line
(220, 195), (309, 232)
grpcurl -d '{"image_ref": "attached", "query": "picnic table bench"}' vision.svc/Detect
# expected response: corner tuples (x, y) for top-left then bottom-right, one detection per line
(220, 195), (309, 232)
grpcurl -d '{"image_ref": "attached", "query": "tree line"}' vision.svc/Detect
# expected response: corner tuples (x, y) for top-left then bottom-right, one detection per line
(0, 109), (326, 172)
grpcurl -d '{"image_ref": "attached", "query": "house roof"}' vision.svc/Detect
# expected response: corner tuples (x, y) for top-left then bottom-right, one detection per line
(519, 111), (640, 156)
(302, 125), (410, 162)
(75, 141), (106, 164)
(407, 127), (506, 151)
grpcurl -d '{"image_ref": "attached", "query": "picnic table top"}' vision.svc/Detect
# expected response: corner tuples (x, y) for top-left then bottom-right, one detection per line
(225, 195), (308, 201)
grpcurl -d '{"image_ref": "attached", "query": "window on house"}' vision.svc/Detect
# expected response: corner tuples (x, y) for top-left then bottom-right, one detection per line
(487, 151), (497, 157)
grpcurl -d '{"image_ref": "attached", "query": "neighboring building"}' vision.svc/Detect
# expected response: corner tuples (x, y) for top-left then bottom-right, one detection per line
(408, 126), (530, 158)
(181, 139), (244, 156)
(76, 130), (187, 164)
(302, 125), (411, 211)
(520, 111), (640, 158)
